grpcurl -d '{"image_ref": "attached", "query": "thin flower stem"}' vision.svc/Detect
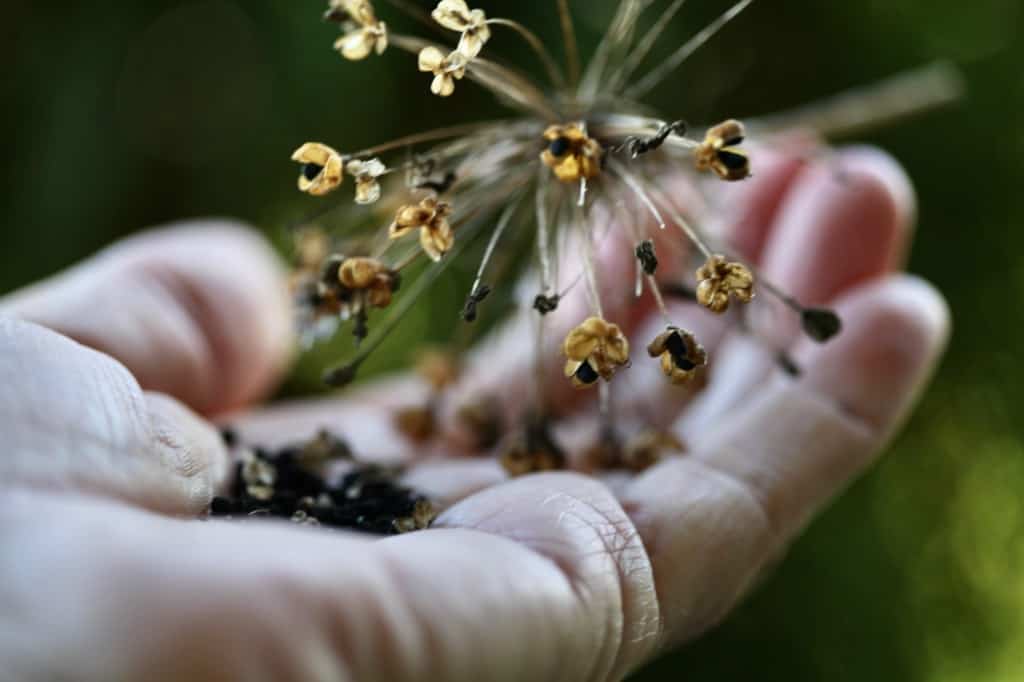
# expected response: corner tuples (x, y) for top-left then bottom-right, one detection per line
(383, 0), (445, 35)
(532, 303), (548, 416)
(349, 121), (513, 159)
(609, 158), (666, 230)
(647, 275), (673, 326)
(471, 193), (522, 295)
(486, 18), (566, 89)
(390, 34), (560, 121)
(646, 184), (714, 259)
(750, 61), (964, 139)
(609, 0), (687, 93)
(626, 0), (753, 100)
(598, 380), (611, 421)
(579, 0), (650, 101)
(535, 166), (555, 294)
(578, 204), (604, 318)
(556, 0), (581, 89)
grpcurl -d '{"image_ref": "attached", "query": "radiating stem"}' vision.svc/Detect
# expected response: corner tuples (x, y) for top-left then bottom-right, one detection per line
(487, 18), (565, 89)
(349, 121), (513, 159)
(556, 0), (581, 89)
(470, 194), (521, 295)
(608, 0), (687, 93)
(625, 0), (753, 100)
(750, 61), (965, 139)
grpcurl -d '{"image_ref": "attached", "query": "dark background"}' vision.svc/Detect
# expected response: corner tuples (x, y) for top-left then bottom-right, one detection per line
(2, 1), (1022, 679)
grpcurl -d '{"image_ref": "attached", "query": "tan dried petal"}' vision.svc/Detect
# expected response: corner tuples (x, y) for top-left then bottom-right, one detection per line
(647, 326), (708, 385)
(339, 257), (385, 289)
(418, 46), (466, 97)
(292, 142), (344, 196)
(562, 317), (630, 387)
(346, 158), (386, 204)
(695, 255), (754, 313)
(394, 405), (436, 443)
(420, 219), (453, 261)
(694, 119), (750, 181)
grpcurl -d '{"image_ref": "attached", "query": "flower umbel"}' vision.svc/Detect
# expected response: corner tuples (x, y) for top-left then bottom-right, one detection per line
(283, 0), (957, 467)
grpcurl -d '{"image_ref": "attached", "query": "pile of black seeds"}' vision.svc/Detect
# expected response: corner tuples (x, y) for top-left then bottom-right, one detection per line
(209, 429), (436, 535)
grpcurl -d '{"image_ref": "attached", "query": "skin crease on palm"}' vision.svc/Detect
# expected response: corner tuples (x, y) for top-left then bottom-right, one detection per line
(0, 143), (949, 682)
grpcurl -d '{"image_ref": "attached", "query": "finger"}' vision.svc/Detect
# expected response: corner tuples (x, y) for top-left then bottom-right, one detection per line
(0, 221), (293, 415)
(679, 145), (915, 436)
(0, 318), (230, 514)
(4, 474), (657, 682)
(619, 275), (948, 645)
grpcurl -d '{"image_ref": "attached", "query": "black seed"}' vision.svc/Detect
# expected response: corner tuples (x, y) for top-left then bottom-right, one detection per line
(533, 294), (560, 315)
(661, 282), (697, 301)
(462, 284), (491, 322)
(777, 352), (802, 377)
(716, 149), (749, 171)
(320, 255), (344, 285)
(210, 497), (237, 515)
(415, 170), (457, 195)
(548, 136), (571, 157)
(302, 163), (324, 181)
(664, 331), (696, 371)
(574, 361), (600, 385)
(801, 308), (842, 342)
(219, 427), (238, 448)
(635, 240), (658, 275)
(324, 363), (359, 387)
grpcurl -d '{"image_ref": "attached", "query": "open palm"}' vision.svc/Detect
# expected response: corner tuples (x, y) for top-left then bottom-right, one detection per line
(0, 145), (947, 681)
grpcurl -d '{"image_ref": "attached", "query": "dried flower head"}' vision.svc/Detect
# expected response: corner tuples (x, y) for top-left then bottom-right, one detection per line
(695, 119), (750, 181)
(563, 317), (630, 388)
(696, 255), (755, 313)
(292, 142), (344, 196)
(431, 0), (491, 59)
(339, 257), (398, 308)
(394, 405), (436, 442)
(647, 326), (708, 385)
(418, 46), (467, 97)
(389, 197), (455, 261)
(345, 157), (387, 204)
(622, 430), (685, 472)
(284, 0), (954, 456)
(500, 418), (565, 477)
(327, 0), (388, 61)
(415, 347), (460, 391)
(541, 123), (603, 183)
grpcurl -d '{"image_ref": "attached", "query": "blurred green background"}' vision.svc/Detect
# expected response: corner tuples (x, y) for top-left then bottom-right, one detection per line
(2, 1), (1021, 679)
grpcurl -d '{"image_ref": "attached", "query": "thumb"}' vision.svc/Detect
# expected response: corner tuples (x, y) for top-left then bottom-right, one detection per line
(0, 318), (229, 514)
(0, 220), (293, 416)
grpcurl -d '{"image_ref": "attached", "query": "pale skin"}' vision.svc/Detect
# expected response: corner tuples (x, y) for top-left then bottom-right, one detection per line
(0, 144), (948, 681)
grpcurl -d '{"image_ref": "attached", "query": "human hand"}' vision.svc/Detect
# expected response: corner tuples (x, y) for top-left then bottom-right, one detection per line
(0, 145), (947, 681)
